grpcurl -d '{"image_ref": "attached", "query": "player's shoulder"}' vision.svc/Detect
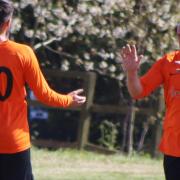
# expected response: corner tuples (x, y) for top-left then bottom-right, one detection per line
(163, 50), (180, 63)
(6, 41), (36, 66)
(8, 40), (33, 54)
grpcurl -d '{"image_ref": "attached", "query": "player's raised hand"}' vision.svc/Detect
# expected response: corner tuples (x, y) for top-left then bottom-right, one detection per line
(119, 44), (143, 73)
(68, 89), (86, 107)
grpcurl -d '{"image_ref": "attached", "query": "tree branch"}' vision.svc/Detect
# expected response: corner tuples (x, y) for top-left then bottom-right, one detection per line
(34, 37), (62, 50)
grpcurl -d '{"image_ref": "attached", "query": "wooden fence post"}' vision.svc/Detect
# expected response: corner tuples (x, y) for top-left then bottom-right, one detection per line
(77, 72), (97, 149)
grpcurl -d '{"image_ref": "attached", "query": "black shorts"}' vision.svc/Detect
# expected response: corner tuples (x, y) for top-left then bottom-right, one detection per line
(0, 148), (34, 180)
(164, 154), (180, 180)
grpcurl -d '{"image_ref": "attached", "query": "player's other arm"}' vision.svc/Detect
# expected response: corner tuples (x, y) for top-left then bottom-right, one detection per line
(23, 46), (86, 108)
(119, 44), (163, 99)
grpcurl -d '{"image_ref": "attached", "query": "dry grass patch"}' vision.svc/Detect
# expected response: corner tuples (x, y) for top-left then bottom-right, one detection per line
(31, 147), (164, 180)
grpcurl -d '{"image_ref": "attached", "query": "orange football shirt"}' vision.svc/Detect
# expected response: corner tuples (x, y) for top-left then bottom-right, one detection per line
(136, 50), (180, 156)
(0, 40), (73, 153)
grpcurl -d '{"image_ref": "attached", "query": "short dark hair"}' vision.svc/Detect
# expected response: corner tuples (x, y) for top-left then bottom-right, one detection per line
(0, 0), (14, 27)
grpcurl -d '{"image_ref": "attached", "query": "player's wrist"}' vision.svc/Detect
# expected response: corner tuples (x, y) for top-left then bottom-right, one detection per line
(126, 69), (138, 76)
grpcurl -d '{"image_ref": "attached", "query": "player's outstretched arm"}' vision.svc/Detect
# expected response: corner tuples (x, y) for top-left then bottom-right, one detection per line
(23, 46), (86, 108)
(119, 44), (143, 98)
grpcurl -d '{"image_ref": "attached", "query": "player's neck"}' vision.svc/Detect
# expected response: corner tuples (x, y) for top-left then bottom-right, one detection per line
(0, 32), (8, 42)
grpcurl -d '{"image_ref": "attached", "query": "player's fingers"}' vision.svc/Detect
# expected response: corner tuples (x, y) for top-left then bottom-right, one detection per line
(138, 55), (143, 62)
(123, 44), (131, 55)
(78, 98), (86, 103)
(132, 44), (140, 62)
(131, 44), (137, 56)
(120, 47), (126, 59)
(135, 55), (143, 69)
(74, 89), (84, 95)
(126, 44), (131, 53)
(75, 95), (86, 101)
(74, 96), (86, 104)
(119, 46), (125, 56)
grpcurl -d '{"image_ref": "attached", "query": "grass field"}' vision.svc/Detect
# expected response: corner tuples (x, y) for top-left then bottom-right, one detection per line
(31, 147), (164, 180)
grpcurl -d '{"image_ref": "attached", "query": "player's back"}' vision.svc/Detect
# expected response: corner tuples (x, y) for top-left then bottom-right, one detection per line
(0, 40), (31, 153)
(0, 39), (73, 153)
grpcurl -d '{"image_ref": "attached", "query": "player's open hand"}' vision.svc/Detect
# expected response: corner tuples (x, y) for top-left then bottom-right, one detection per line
(119, 44), (143, 73)
(68, 89), (86, 107)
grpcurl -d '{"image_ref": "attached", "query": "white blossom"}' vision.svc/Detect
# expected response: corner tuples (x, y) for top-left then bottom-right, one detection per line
(77, 3), (88, 13)
(109, 65), (116, 72)
(25, 30), (34, 38)
(84, 61), (94, 70)
(61, 60), (70, 71)
(47, 23), (58, 32)
(109, 53), (115, 59)
(113, 27), (127, 38)
(89, 6), (102, 16)
(84, 53), (90, 60)
(11, 18), (21, 33)
(35, 31), (47, 40)
(99, 61), (108, 69)
(19, 0), (38, 8)
(117, 73), (125, 81)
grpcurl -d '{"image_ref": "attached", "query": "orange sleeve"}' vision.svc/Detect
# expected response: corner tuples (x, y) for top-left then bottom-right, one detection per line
(135, 58), (164, 99)
(23, 46), (73, 108)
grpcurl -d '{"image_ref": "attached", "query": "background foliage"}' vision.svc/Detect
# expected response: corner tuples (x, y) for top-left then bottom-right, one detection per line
(11, 0), (180, 76)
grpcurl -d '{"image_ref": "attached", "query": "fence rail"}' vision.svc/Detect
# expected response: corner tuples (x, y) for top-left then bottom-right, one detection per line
(28, 69), (162, 156)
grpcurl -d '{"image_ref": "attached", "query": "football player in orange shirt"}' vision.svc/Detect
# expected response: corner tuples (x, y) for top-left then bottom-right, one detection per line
(120, 24), (180, 180)
(0, 1), (86, 180)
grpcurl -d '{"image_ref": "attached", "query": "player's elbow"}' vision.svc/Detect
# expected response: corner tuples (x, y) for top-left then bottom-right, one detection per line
(128, 89), (144, 100)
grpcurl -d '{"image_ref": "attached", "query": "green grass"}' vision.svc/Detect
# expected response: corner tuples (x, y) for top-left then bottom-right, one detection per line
(31, 147), (164, 180)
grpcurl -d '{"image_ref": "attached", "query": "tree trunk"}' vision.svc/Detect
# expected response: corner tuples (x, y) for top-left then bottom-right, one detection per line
(137, 121), (149, 152)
